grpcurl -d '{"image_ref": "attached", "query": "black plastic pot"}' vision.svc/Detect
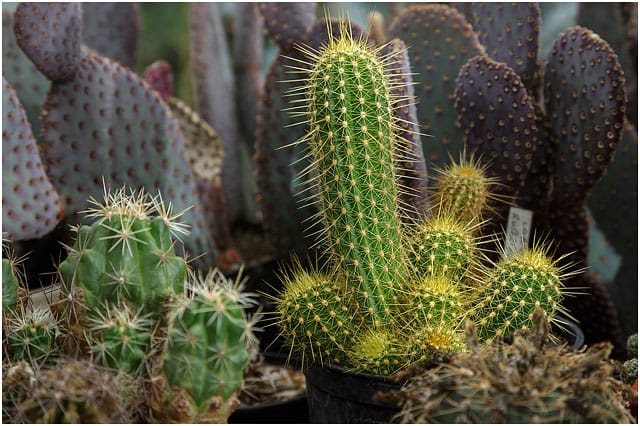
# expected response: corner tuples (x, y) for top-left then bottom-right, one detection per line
(228, 352), (309, 424)
(304, 317), (584, 423)
(305, 362), (404, 424)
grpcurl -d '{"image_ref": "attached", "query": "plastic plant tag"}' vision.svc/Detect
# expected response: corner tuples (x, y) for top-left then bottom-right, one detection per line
(504, 206), (533, 258)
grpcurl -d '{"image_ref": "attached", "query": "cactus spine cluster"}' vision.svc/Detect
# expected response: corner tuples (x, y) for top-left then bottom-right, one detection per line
(58, 186), (188, 320)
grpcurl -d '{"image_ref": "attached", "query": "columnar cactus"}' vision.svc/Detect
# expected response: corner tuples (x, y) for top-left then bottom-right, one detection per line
(300, 21), (409, 328)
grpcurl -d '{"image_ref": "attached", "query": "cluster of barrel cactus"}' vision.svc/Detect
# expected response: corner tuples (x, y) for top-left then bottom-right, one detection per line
(273, 19), (577, 376)
(241, 3), (635, 361)
(2, 186), (257, 423)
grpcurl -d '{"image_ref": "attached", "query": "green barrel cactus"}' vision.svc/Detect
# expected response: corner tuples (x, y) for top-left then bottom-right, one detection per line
(297, 21), (410, 328)
(7, 307), (58, 367)
(275, 266), (358, 365)
(162, 270), (255, 422)
(471, 246), (570, 344)
(407, 215), (477, 282)
(89, 305), (153, 376)
(58, 186), (188, 319)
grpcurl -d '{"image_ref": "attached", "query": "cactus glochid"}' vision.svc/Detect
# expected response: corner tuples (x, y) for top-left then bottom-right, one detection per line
(290, 20), (416, 329)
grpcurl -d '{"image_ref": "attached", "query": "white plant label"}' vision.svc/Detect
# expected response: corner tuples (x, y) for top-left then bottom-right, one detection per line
(504, 206), (533, 258)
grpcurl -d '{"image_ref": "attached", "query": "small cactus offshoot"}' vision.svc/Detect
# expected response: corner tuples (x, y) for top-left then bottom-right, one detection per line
(161, 270), (257, 422)
(431, 154), (499, 226)
(7, 307), (58, 367)
(470, 244), (575, 344)
(274, 264), (358, 365)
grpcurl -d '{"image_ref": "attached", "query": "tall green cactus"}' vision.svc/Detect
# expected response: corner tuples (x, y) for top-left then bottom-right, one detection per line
(298, 21), (410, 328)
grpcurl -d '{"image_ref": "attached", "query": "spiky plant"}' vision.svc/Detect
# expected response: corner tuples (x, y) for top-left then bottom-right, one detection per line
(393, 311), (636, 423)
(272, 16), (580, 379)
(431, 153), (500, 226)
(407, 214), (478, 282)
(57, 184), (189, 320)
(275, 264), (359, 365)
(286, 18), (417, 330)
(470, 243), (576, 344)
(89, 304), (154, 377)
(155, 269), (258, 423)
(7, 307), (58, 368)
